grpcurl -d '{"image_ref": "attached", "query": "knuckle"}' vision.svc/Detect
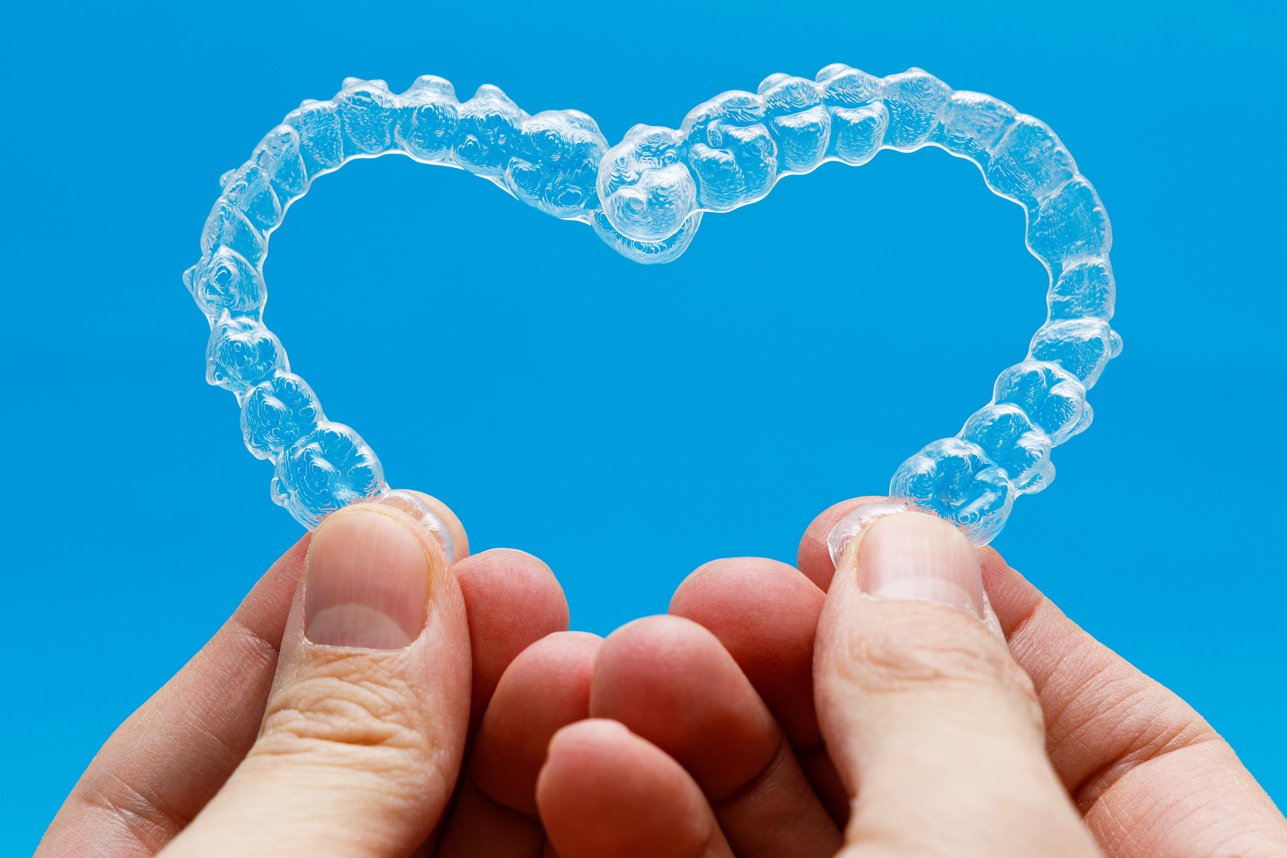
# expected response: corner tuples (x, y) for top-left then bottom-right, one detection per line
(74, 772), (187, 852)
(837, 607), (1043, 723)
(255, 653), (422, 759)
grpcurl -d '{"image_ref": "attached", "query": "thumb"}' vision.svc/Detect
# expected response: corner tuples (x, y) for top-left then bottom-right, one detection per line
(162, 503), (471, 858)
(814, 512), (1097, 857)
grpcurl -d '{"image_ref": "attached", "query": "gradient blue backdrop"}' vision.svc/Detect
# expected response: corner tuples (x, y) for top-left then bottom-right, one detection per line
(5, 1), (1283, 851)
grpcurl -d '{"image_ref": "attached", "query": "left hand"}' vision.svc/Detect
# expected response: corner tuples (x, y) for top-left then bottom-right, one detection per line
(39, 493), (600, 857)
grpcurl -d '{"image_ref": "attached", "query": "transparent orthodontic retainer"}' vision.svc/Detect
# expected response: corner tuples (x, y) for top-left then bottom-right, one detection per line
(185, 64), (1120, 561)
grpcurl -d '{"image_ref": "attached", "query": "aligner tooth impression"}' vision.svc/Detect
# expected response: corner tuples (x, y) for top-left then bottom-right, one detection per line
(186, 66), (1119, 545)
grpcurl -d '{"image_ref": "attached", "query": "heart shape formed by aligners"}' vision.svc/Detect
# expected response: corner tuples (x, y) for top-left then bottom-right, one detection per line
(184, 64), (1121, 548)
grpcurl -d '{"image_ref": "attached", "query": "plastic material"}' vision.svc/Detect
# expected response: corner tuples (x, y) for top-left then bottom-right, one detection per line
(184, 65), (1119, 545)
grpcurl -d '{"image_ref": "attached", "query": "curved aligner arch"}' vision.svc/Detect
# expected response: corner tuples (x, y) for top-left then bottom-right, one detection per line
(185, 66), (1120, 549)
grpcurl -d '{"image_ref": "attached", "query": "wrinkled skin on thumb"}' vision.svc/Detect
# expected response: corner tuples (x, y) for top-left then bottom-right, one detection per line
(814, 512), (1099, 857)
(162, 505), (471, 858)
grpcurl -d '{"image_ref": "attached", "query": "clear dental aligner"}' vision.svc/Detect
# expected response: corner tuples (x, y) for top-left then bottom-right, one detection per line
(185, 65), (1119, 551)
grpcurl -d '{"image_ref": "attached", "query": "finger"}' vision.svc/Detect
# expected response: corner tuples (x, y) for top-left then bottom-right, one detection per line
(807, 501), (1287, 854)
(161, 504), (471, 857)
(452, 548), (569, 733)
(436, 631), (599, 857)
(671, 559), (823, 746)
(592, 615), (842, 857)
(537, 719), (733, 858)
(38, 535), (309, 857)
(391, 490), (470, 563)
(423, 548), (569, 855)
(669, 557), (847, 823)
(815, 511), (1098, 857)
(39, 495), (469, 858)
(981, 550), (1287, 856)
(796, 495), (887, 590)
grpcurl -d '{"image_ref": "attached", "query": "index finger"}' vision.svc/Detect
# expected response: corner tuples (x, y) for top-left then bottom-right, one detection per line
(979, 550), (1287, 855)
(796, 496), (888, 590)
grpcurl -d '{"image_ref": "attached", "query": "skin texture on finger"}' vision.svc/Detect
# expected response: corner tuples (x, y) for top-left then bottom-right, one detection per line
(37, 534), (309, 858)
(669, 557), (848, 823)
(436, 631), (600, 858)
(452, 548), (570, 733)
(537, 719), (733, 858)
(981, 551), (1287, 857)
(161, 505), (472, 857)
(592, 615), (842, 858)
(816, 513), (1097, 857)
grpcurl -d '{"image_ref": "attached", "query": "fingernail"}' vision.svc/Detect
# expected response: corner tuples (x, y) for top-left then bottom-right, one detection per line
(827, 500), (912, 567)
(853, 513), (985, 619)
(305, 508), (433, 649)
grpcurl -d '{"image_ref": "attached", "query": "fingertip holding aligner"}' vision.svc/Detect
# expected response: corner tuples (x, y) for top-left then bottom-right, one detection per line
(376, 489), (457, 562)
(827, 501), (915, 568)
(187, 65), (1119, 541)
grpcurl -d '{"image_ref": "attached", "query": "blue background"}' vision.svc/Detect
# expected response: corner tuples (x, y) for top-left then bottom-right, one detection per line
(5, 0), (1283, 850)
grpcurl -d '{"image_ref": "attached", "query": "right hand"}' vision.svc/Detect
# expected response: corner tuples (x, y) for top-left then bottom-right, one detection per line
(536, 498), (1287, 857)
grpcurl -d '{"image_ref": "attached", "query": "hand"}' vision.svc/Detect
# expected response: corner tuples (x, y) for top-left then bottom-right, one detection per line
(38, 493), (600, 857)
(535, 497), (1287, 857)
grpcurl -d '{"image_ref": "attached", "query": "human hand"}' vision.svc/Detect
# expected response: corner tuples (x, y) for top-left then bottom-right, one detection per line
(38, 493), (600, 857)
(535, 497), (1287, 857)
